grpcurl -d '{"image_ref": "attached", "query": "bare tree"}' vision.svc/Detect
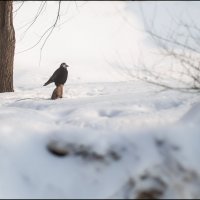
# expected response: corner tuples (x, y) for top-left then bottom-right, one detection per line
(139, 14), (200, 91)
(112, 2), (200, 92)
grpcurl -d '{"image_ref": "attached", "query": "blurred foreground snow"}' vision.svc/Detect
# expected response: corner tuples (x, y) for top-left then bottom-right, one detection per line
(0, 81), (200, 198)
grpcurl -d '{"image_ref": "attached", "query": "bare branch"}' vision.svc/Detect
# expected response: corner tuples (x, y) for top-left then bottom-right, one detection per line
(19, 1), (47, 41)
(13, 1), (24, 15)
(16, 1), (61, 56)
(38, 1), (62, 66)
(112, 2), (200, 92)
(16, 2), (47, 31)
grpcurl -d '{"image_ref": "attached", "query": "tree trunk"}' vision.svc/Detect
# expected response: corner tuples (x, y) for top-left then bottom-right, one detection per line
(0, 1), (15, 93)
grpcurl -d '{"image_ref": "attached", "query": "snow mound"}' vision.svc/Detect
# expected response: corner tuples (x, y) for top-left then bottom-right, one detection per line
(0, 81), (200, 198)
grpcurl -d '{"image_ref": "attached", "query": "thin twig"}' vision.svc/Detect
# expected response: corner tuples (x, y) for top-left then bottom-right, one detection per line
(16, 1), (61, 56)
(38, 1), (62, 67)
(19, 1), (47, 41)
(13, 1), (24, 18)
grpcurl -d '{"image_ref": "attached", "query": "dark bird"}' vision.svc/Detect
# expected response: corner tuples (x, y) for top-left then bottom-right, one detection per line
(43, 63), (69, 86)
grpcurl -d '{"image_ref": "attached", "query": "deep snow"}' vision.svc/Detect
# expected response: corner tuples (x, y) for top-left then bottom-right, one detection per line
(0, 80), (200, 198)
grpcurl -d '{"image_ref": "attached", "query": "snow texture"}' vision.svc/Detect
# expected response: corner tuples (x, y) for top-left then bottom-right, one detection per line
(1, 81), (200, 198)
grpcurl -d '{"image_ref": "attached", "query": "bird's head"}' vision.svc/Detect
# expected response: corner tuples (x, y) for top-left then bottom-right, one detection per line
(60, 63), (69, 68)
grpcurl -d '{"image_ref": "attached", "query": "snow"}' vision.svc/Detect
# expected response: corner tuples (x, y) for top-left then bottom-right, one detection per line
(1, 80), (200, 198)
(1, 1), (200, 199)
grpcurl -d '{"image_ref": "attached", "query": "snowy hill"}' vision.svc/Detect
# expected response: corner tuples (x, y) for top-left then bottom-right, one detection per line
(1, 81), (200, 198)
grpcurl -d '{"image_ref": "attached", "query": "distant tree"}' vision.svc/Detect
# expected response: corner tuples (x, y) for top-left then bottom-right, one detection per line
(113, 2), (200, 92)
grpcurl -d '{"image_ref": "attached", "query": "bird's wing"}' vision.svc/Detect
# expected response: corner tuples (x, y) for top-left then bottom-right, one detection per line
(43, 68), (60, 86)
(49, 68), (60, 82)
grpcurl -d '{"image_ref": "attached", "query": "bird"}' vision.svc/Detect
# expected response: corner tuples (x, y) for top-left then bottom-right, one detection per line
(43, 63), (69, 100)
(43, 63), (69, 87)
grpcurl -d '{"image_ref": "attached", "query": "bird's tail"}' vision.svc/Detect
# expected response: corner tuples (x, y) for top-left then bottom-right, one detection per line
(43, 80), (52, 86)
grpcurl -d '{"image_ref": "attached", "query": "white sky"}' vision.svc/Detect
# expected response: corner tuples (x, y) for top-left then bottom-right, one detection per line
(13, 1), (200, 84)
(13, 1), (147, 83)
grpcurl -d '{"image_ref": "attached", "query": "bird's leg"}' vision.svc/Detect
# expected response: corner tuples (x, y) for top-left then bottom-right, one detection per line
(60, 84), (63, 98)
(51, 87), (58, 100)
(51, 84), (64, 100)
(58, 84), (63, 98)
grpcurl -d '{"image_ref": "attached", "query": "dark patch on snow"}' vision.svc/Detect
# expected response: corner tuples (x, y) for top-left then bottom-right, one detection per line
(47, 142), (69, 157)
(136, 188), (164, 199)
(155, 139), (165, 147)
(46, 141), (122, 162)
(99, 109), (123, 118)
(136, 173), (167, 199)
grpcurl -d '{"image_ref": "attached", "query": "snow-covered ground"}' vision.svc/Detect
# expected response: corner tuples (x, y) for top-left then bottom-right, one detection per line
(1, 1), (199, 199)
(1, 80), (200, 198)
